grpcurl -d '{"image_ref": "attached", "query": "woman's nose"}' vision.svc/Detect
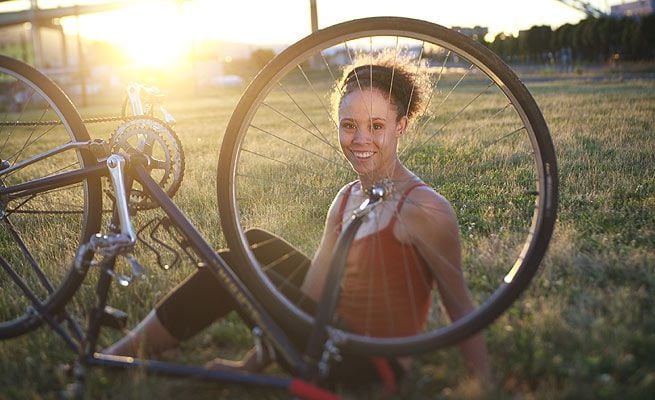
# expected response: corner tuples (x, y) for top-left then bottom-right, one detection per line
(353, 126), (372, 143)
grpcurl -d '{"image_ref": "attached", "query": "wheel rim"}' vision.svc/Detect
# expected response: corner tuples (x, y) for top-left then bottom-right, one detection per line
(220, 18), (558, 356)
(0, 58), (99, 336)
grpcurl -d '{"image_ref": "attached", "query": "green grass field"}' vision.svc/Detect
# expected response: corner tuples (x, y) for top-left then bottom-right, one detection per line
(0, 72), (653, 400)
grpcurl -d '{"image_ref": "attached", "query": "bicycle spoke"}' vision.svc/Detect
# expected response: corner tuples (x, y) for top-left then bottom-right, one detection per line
(0, 255), (82, 350)
(319, 51), (340, 91)
(402, 81), (497, 157)
(0, 86), (36, 154)
(236, 173), (337, 195)
(8, 108), (51, 166)
(247, 124), (347, 171)
(4, 159), (80, 183)
(0, 91), (16, 151)
(238, 148), (347, 185)
(260, 101), (338, 152)
(1, 216), (55, 294)
(240, 148), (315, 173)
(296, 64), (340, 131)
(275, 82), (341, 157)
(5, 184), (85, 215)
(482, 126), (527, 147)
(0, 55), (102, 338)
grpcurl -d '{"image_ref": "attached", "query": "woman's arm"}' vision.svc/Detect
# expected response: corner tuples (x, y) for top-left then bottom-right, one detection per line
(300, 184), (349, 302)
(402, 187), (490, 382)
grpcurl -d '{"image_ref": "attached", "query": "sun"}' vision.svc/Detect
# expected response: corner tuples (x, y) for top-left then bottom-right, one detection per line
(119, 20), (191, 69)
(104, 2), (194, 69)
(67, 1), (195, 69)
(63, 0), (312, 66)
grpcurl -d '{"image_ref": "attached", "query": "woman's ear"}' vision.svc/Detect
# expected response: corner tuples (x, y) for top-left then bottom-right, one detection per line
(396, 116), (408, 137)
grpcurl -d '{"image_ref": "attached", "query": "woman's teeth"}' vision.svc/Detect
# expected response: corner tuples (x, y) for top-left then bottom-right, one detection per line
(353, 151), (374, 159)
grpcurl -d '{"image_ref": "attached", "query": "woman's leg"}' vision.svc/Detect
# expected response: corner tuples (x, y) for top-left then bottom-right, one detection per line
(104, 229), (312, 360)
(103, 309), (180, 357)
(205, 229), (315, 372)
(104, 251), (239, 357)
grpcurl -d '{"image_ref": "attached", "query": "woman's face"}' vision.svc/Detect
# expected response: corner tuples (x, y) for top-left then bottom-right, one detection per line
(338, 88), (408, 181)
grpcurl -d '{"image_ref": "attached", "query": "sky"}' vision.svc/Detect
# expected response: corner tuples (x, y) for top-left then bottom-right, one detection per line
(1, 0), (621, 43)
(0, 0), (622, 67)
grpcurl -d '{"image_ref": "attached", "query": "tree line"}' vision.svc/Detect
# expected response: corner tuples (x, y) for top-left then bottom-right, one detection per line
(487, 14), (655, 63)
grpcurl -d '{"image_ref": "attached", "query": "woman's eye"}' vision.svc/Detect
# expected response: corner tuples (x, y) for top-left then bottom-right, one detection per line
(373, 123), (384, 131)
(342, 122), (355, 130)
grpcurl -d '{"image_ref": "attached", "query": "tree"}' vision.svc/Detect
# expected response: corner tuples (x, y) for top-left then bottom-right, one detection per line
(637, 14), (655, 59)
(526, 25), (553, 61)
(224, 47), (277, 78)
(621, 17), (640, 59)
(580, 17), (602, 61)
(250, 48), (276, 70)
(491, 33), (519, 62)
(489, 13), (655, 63)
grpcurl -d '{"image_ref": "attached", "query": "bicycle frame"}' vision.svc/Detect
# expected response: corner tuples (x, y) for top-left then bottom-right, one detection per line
(0, 140), (379, 399)
(0, 55), (393, 398)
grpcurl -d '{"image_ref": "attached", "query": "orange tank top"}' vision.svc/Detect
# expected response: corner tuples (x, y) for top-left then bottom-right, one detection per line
(335, 182), (435, 338)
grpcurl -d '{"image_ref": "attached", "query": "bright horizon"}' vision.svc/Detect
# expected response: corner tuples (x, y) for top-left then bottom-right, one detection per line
(59, 0), (598, 43)
(0, 0), (624, 68)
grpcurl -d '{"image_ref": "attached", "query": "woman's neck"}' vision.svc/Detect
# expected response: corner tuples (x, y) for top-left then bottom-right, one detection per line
(358, 159), (414, 191)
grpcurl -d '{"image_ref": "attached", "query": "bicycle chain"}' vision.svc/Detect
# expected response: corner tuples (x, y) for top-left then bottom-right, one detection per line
(2, 114), (185, 209)
(0, 115), (126, 127)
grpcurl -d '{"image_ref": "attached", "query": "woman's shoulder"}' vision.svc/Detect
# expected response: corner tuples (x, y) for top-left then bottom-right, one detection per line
(326, 180), (360, 218)
(340, 180), (360, 195)
(334, 180), (359, 202)
(401, 184), (458, 226)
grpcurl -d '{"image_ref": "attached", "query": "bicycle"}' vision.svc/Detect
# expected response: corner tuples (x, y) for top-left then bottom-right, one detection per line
(0, 16), (558, 397)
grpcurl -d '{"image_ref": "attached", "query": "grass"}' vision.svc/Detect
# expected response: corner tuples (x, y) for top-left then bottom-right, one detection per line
(0, 72), (653, 400)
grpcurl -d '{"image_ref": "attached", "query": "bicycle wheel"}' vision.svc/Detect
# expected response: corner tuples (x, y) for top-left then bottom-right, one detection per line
(217, 17), (558, 357)
(0, 56), (102, 339)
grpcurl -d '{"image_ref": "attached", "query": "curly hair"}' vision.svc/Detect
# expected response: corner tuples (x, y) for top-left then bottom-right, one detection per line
(333, 52), (431, 122)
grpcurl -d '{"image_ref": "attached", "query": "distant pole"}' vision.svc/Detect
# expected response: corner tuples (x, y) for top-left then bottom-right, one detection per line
(30, 0), (43, 68)
(20, 30), (28, 63)
(309, 0), (320, 68)
(58, 24), (68, 67)
(310, 0), (318, 32)
(75, 8), (87, 107)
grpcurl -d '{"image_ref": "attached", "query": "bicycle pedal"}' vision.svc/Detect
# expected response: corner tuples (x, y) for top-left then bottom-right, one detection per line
(98, 306), (128, 330)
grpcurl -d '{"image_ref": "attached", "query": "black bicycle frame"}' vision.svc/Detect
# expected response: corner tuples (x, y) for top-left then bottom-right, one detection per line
(0, 161), (106, 200)
(0, 150), (358, 399)
(0, 153), (311, 376)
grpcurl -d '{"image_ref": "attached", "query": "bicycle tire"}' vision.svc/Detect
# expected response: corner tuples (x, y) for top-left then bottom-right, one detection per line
(217, 17), (558, 357)
(0, 55), (102, 339)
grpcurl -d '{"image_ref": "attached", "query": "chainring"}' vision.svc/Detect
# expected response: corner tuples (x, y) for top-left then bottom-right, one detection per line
(110, 117), (185, 209)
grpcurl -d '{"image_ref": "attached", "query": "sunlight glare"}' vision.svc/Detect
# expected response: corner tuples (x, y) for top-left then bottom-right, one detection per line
(69, 1), (195, 69)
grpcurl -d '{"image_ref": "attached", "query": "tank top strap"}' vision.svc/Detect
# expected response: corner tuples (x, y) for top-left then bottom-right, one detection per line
(336, 181), (359, 233)
(389, 182), (428, 230)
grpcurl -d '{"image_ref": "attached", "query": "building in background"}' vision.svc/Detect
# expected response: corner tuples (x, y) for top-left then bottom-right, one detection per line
(610, 0), (654, 17)
(451, 26), (489, 42)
